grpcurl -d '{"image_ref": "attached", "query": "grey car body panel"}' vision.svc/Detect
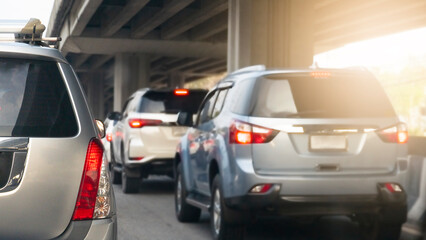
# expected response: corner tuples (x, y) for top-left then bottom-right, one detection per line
(0, 43), (115, 239)
(177, 68), (408, 208)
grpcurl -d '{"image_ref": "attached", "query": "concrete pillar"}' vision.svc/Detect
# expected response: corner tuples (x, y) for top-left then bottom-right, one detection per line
(168, 71), (185, 88)
(137, 54), (150, 89)
(113, 53), (150, 111)
(228, 0), (315, 72)
(85, 72), (105, 119)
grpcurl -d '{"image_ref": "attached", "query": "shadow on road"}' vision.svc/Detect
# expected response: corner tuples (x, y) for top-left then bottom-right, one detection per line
(138, 176), (175, 194)
(117, 177), (372, 239)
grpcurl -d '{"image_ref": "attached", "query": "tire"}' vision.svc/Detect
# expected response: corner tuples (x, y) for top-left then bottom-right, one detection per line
(175, 163), (201, 222)
(122, 170), (139, 193)
(359, 215), (403, 240)
(110, 165), (121, 184)
(210, 175), (245, 240)
(376, 222), (402, 240)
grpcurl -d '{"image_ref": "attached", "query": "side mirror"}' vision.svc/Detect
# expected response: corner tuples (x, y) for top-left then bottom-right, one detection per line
(96, 119), (105, 138)
(177, 112), (193, 127)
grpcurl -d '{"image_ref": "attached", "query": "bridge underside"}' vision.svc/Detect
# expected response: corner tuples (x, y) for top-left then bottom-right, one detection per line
(47, 0), (426, 118)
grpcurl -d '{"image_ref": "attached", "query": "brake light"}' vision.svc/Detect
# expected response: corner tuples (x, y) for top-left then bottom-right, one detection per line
(106, 133), (112, 142)
(72, 139), (103, 220)
(377, 123), (408, 144)
(174, 89), (189, 96)
(229, 120), (278, 144)
(310, 71), (330, 78)
(128, 119), (163, 128)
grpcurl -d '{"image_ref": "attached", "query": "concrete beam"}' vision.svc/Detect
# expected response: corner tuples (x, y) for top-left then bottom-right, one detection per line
(162, 0), (228, 40)
(73, 53), (91, 68)
(315, 0), (426, 45)
(191, 59), (226, 73)
(204, 64), (227, 74)
(132, 0), (195, 38)
(91, 55), (114, 69)
(63, 36), (227, 59)
(190, 11), (228, 40)
(101, 0), (150, 37)
(168, 58), (209, 71)
(70, 0), (103, 36)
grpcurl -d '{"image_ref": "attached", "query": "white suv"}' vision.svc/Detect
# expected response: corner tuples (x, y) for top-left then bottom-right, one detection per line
(111, 88), (207, 193)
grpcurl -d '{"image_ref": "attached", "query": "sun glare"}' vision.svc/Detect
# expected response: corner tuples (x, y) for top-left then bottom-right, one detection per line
(315, 27), (426, 69)
(315, 27), (426, 136)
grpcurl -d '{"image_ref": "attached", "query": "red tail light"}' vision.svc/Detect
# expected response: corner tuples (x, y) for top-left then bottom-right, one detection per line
(128, 119), (163, 128)
(385, 183), (403, 193)
(174, 89), (189, 96)
(229, 120), (278, 144)
(72, 139), (103, 220)
(249, 184), (273, 193)
(106, 133), (113, 142)
(377, 123), (408, 144)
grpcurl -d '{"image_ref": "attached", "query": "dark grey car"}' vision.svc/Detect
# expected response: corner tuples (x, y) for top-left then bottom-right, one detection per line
(0, 19), (116, 239)
(174, 65), (408, 240)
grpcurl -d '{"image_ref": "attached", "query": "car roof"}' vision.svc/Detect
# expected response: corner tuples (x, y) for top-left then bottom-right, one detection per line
(0, 42), (67, 63)
(220, 65), (371, 84)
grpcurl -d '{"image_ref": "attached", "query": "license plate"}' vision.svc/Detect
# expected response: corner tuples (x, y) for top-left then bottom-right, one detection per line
(310, 135), (347, 151)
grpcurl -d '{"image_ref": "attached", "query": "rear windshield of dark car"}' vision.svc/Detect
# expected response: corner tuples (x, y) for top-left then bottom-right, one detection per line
(138, 90), (207, 114)
(0, 58), (78, 137)
(249, 72), (396, 118)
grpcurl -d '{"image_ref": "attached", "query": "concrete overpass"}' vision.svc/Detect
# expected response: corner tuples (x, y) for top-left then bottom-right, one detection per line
(47, 0), (426, 119)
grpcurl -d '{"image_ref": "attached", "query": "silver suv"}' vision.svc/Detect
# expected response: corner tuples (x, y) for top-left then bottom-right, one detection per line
(0, 19), (116, 239)
(174, 66), (408, 240)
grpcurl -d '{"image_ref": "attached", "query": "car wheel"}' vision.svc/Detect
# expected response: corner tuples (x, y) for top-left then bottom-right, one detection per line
(175, 163), (201, 222)
(359, 215), (402, 240)
(375, 222), (402, 240)
(121, 170), (139, 194)
(110, 164), (121, 185)
(210, 175), (245, 240)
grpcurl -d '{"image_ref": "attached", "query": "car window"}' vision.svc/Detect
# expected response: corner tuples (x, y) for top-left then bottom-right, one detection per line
(197, 90), (219, 125)
(250, 73), (396, 118)
(138, 90), (206, 114)
(0, 58), (78, 137)
(212, 89), (228, 118)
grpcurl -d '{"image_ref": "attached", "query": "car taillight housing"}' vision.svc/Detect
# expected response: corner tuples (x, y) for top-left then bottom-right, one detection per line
(106, 132), (113, 142)
(377, 123), (408, 144)
(73, 139), (103, 220)
(73, 138), (112, 220)
(128, 118), (162, 128)
(229, 120), (278, 144)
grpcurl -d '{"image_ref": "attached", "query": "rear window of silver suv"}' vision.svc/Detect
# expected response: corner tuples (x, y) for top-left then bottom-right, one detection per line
(249, 72), (396, 118)
(0, 57), (78, 137)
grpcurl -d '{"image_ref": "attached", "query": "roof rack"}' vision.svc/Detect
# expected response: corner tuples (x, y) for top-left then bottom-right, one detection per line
(0, 18), (61, 48)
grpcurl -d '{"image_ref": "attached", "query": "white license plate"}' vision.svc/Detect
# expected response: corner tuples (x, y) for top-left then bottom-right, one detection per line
(310, 135), (347, 151)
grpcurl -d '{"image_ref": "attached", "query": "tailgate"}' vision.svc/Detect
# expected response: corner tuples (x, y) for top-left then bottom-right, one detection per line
(249, 117), (404, 176)
(0, 138), (87, 239)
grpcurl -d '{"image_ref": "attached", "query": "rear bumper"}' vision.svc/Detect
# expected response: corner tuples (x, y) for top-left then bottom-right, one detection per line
(127, 139), (176, 165)
(221, 158), (408, 221)
(224, 186), (407, 221)
(53, 216), (117, 240)
(223, 158), (409, 197)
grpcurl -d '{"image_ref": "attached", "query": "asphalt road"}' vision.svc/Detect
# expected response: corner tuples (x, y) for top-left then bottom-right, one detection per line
(113, 176), (368, 240)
